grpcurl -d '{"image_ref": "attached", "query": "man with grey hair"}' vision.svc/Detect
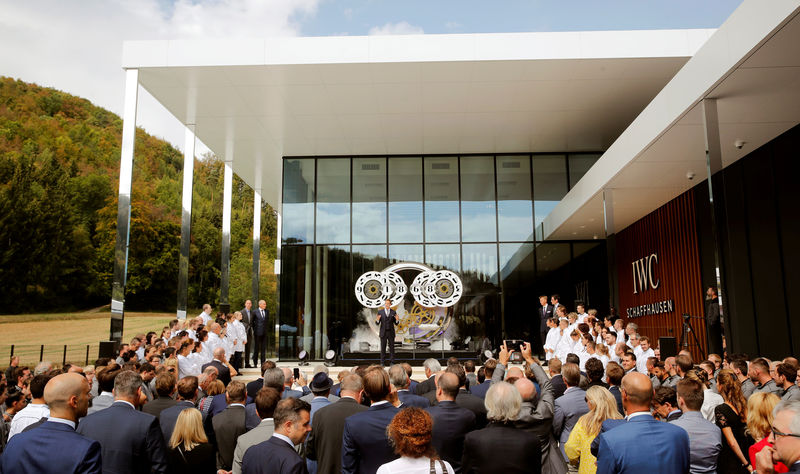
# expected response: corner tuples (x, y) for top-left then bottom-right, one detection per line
(415, 358), (442, 395)
(389, 364), (429, 408)
(462, 378), (541, 472)
(201, 346), (232, 386)
(755, 400), (800, 473)
(77, 370), (168, 473)
(34, 361), (54, 376)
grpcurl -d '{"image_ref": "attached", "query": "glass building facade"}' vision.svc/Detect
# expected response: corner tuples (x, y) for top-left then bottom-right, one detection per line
(279, 154), (608, 360)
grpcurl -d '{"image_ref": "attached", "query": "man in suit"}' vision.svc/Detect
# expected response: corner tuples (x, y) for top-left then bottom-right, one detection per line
(470, 359), (495, 399)
(446, 364), (487, 428)
(242, 398), (312, 474)
(755, 400), (800, 473)
(705, 286), (723, 357)
(670, 378), (722, 473)
(508, 343), (565, 474)
(389, 364), (429, 408)
(87, 364), (120, 414)
(241, 299), (254, 368)
(376, 299), (399, 366)
(1, 373), (102, 474)
(548, 359), (567, 399)
(606, 362), (625, 416)
(158, 375), (198, 442)
(252, 299), (270, 366)
(281, 367), (308, 399)
(246, 362), (273, 401)
(300, 367), (340, 404)
(595, 372), (690, 473)
(233, 387), (282, 474)
(306, 375), (368, 474)
(342, 367), (400, 474)
(415, 358), (442, 396)
(401, 363), (419, 393)
(202, 347), (232, 387)
(425, 372), (476, 472)
(302, 373), (334, 474)
(553, 362), (588, 462)
(538, 295), (555, 353)
(213, 381), (249, 471)
(653, 386), (682, 422)
(77, 370), (169, 473)
(142, 371), (178, 417)
(462, 379), (541, 473)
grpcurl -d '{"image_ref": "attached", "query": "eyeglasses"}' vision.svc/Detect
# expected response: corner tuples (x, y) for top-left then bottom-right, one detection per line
(772, 426), (800, 439)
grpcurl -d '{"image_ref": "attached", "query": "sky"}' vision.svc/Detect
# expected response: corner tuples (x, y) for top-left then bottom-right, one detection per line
(0, 0), (744, 155)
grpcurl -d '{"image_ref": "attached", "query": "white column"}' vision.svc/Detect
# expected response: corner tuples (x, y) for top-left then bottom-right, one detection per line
(176, 125), (195, 320)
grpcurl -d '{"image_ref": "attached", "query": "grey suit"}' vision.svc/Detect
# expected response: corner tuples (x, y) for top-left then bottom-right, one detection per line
(87, 392), (114, 415)
(553, 386), (588, 462)
(783, 385), (800, 401)
(741, 378), (756, 399)
(213, 404), (248, 470)
(300, 393), (340, 404)
(232, 418), (275, 474)
(515, 363), (567, 474)
(669, 410), (722, 473)
(240, 307), (253, 366)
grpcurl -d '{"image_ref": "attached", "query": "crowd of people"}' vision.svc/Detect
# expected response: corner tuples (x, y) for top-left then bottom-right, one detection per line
(1, 301), (800, 474)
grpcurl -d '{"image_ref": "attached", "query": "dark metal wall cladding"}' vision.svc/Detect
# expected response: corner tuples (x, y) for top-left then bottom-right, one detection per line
(615, 190), (707, 362)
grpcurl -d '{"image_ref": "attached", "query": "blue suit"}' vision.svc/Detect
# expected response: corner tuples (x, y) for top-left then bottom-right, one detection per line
(157, 400), (195, 442)
(425, 400), (476, 472)
(77, 401), (169, 474)
(595, 414), (689, 474)
(306, 396), (332, 474)
(397, 390), (430, 408)
(0, 420), (102, 474)
(243, 436), (307, 474)
(468, 380), (491, 399)
(342, 402), (400, 474)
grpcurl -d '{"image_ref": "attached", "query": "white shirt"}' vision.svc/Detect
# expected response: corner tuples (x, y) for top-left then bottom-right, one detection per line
(230, 320), (247, 352)
(272, 433), (295, 449)
(701, 389), (725, 422)
(626, 411), (652, 421)
(178, 354), (201, 379)
(637, 348), (655, 374)
(199, 311), (212, 325)
(555, 336), (579, 361)
(577, 312), (588, 324)
(377, 457), (454, 474)
(47, 416), (76, 430)
(8, 403), (50, 439)
(135, 347), (145, 361)
(544, 327), (561, 360)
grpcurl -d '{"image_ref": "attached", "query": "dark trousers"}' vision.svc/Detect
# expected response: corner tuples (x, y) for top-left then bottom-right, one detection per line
(253, 333), (268, 365)
(707, 321), (724, 356)
(231, 351), (243, 372)
(244, 330), (253, 367)
(380, 335), (395, 366)
(540, 330), (549, 355)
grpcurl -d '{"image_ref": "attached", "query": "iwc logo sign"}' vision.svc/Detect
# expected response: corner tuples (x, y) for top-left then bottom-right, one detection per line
(354, 262), (463, 343)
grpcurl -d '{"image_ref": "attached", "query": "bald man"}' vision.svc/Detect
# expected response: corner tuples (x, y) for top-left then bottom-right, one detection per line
(595, 372), (690, 473)
(1, 373), (102, 473)
(202, 346), (232, 386)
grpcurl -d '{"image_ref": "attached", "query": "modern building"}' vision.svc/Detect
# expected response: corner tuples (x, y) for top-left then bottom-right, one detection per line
(114, 0), (800, 361)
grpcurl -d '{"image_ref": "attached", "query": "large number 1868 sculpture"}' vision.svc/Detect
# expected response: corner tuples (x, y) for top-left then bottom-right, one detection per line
(354, 262), (463, 345)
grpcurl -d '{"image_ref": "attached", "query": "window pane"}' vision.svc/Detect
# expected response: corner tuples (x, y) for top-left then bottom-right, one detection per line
(353, 158), (387, 243)
(457, 243), (500, 348)
(533, 155), (568, 229)
(497, 156), (533, 241)
(500, 243), (536, 341)
(568, 153), (601, 189)
(389, 245), (424, 265)
(313, 245), (351, 359)
(316, 158), (350, 244)
(388, 158), (423, 243)
(282, 159), (315, 244)
(425, 244), (461, 272)
(535, 243), (571, 278)
(424, 157), (459, 243)
(278, 245), (313, 359)
(462, 243), (498, 286)
(460, 156), (497, 242)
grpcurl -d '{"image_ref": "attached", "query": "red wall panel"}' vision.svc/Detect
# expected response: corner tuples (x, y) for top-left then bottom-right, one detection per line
(615, 189), (707, 362)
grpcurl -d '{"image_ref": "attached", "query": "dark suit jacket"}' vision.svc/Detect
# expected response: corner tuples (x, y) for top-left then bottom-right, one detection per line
(242, 436), (308, 474)
(166, 443), (217, 474)
(212, 404), (248, 470)
(143, 396), (178, 418)
(514, 363), (564, 474)
(252, 308), (269, 337)
(550, 374), (567, 399)
(245, 403), (262, 430)
(789, 462), (800, 473)
(1, 420), (102, 474)
(426, 400), (476, 473)
(159, 400), (196, 442)
(408, 379), (418, 393)
(666, 410), (683, 422)
(306, 397), (368, 474)
(455, 388), (488, 428)
(397, 389), (430, 408)
(241, 307), (253, 333)
(341, 402), (400, 474)
(376, 308), (398, 339)
(538, 304), (555, 333)
(462, 422), (541, 474)
(77, 401), (169, 474)
(591, 418), (627, 457)
(246, 378), (264, 402)
(609, 385), (624, 416)
(595, 414), (689, 473)
(202, 359), (231, 387)
(469, 380), (492, 399)
(415, 375), (437, 395)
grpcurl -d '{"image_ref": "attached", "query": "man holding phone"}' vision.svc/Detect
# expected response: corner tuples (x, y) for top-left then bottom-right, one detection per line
(376, 300), (399, 366)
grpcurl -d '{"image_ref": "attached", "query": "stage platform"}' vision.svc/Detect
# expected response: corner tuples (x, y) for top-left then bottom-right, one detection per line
(339, 350), (479, 366)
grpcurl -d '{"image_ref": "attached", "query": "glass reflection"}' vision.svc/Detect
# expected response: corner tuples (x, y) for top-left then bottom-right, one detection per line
(388, 158), (423, 243)
(460, 156), (497, 242)
(353, 158), (386, 243)
(424, 157), (460, 243)
(316, 159), (350, 243)
(497, 156), (533, 241)
(313, 245), (351, 359)
(389, 244), (424, 265)
(499, 243), (535, 342)
(278, 245), (313, 359)
(425, 244), (461, 272)
(568, 154), (601, 189)
(533, 155), (568, 229)
(282, 159), (314, 244)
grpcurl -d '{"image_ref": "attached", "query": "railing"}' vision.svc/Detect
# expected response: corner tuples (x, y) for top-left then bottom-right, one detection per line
(1, 344), (99, 369)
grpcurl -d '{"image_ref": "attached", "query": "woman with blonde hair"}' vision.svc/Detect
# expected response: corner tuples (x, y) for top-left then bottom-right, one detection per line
(166, 408), (216, 473)
(715, 369), (755, 473)
(564, 385), (623, 474)
(746, 392), (787, 472)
